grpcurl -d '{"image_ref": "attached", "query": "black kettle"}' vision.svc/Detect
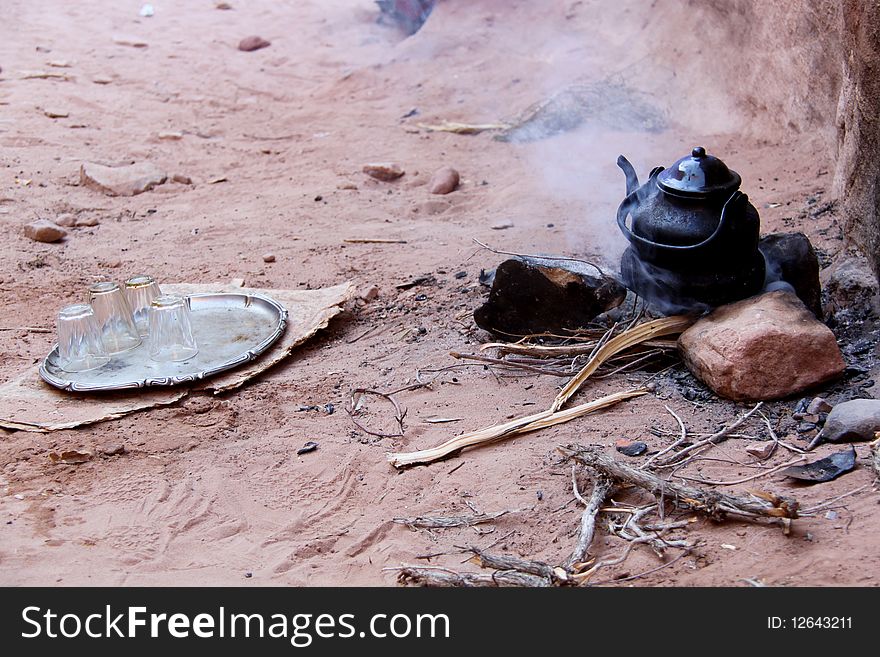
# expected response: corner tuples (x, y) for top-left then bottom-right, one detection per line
(615, 147), (765, 311)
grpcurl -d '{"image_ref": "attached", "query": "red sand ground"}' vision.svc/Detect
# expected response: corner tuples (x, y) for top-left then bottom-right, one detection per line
(0, 1), (877, 586)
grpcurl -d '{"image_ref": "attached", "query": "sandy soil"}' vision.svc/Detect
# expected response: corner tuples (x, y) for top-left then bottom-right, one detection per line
(0, 0), (877, 586)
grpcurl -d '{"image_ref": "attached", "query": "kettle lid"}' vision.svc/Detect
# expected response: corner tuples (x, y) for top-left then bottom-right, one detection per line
(657, 146), (741, 198)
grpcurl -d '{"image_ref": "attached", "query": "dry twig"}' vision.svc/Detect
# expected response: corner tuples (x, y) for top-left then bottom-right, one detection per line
(393, 510), (510, 529)
(347, 388), (407, 438)
(552, 316), (694, 411)
(565, 469), (613, 570)
(389, 316), (691, 468)
(560, 445), (800, 519)
(395, 566), (550, 587)
(651, 402), (764, 468)
(388, 389), (646, 468)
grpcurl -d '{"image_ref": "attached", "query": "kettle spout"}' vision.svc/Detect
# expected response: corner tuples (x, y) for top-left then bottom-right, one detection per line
(617, 155), (639, 197)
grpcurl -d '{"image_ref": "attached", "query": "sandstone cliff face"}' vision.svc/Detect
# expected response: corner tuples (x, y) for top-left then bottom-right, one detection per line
(694, 0), (879, 279)
(834, 0), (880, 279)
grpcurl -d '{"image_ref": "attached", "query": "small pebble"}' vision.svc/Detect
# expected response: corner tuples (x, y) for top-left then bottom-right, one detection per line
(23, 219), (66, 243)
(428, 166), (460, 195)
(491, 220), (514, 230)
(363, 162), (404, 181)
(171, 173), (193, 185)
(297, 441), (319, 455)
(615, 439), (647, 457)
(360, 285), (380, 302)
(238, 35), (271, 52)
(262, 253), (276, 263)
(54, 213), (78, 227)
(454, 271), (467, 279)
(807, 397), (833, 415)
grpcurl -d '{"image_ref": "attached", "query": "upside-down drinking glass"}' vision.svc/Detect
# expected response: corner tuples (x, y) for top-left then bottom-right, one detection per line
(56, 303), (111, 372)
(148, 295), (199, 362)
(124, 274), (162, 337)
(88, 281), (142, 354)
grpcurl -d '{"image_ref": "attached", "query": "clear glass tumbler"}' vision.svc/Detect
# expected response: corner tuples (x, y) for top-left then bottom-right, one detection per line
(148, 295), (199, 362)
(56, 303), (111, 372)
(124, 274), (162, 337)
(88, 281), (142, 354)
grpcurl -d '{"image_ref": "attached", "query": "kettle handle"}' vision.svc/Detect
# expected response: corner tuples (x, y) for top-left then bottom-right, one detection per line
(617, 188), (745, 252)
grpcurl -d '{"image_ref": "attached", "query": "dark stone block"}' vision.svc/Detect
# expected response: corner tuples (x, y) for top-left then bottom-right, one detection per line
(759, 232), (822, 318)
(474, 258), (626, 337)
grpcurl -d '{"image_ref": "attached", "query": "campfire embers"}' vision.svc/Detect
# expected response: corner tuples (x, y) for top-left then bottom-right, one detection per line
(616, 147), (766, 313)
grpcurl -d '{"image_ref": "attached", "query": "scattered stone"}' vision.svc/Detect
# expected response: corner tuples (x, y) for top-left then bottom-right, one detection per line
(337, 182), (358, 191)
(43, 108), (69, 119)
(262, 253), (276, 263)
(678, 291), (846, 401)
(297, 441), (319, 455)
(428, 166), (460, 194)
(360, 285), (380, 302)
(474, 257), (626, 337)
(216, 2), (233, 9)
(491, 220), (514, 230)
(454, 270), (467, 279)
(781, 446), (856, 483)
(23, 219), (66, 243)
(363, 162), (404, 181)
(807, 397), (833, 415)
(54, 213), (78, 227)
(112, 35), (149, 48)
(759, 232), (822, 318)
(816, 398), (880, 444)
(157, 131), (183, 140)
(822, 252), (879, 317)
(615, 439), (647, 457)
(76, 216), (100, 227)
(746, 441), (776, 460)
(92, 75), (113, 85)
(80, 161), (167, 196)
(171, 173), (192, 185)
(139, 4), (154, 18)
(47, 60), (72, 68)
(99, 444), (126, 456)
(238, 35), (271, 52)
(48, 449), (92, 465)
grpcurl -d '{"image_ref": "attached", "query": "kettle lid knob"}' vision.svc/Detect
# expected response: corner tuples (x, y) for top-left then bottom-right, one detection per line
(692, 146), (707, 158)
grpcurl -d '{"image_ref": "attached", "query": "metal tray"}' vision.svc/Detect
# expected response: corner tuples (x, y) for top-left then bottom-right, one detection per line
(39, 293), (288, 392)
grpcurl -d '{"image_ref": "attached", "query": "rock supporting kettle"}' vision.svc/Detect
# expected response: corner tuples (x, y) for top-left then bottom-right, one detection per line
(616, 146), (765, 313)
